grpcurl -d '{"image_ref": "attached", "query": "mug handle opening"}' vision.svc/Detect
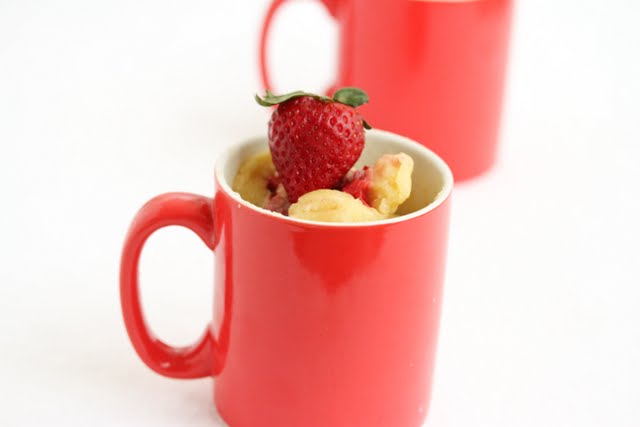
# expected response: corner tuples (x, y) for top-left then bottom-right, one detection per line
(258, 0), (341, 96)
(119, 193), (218, 379)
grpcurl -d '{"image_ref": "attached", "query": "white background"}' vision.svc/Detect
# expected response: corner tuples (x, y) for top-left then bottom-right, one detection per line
(1, 0), (639, 426)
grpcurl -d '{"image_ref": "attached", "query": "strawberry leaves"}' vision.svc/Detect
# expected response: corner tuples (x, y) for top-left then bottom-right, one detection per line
(332, 87), (369, 108)
(255, 90), (331, 107)
(256, 87), (371, 129)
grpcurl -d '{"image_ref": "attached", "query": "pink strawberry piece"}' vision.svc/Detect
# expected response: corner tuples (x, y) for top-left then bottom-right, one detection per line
(264, 191), (290, 215)
(341, 166), (373, 206)
(266, 174), (282, 193)
(256, 88), (371, 202)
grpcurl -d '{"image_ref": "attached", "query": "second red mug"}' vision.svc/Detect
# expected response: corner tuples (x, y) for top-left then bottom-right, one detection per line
(260, 0), (513, 181)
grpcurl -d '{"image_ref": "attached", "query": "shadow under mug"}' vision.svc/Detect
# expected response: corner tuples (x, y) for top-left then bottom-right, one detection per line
(120, 130), (453, 427)
(260, 0), (513, 181)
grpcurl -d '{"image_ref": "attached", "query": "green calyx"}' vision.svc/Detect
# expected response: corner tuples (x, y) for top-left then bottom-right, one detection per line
(255, 90), (330, 106)
(255, 87), (372, 129)
(332, 87), (369, 108)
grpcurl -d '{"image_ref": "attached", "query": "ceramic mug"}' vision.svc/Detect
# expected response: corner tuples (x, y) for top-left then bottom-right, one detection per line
(259, 0), (513, 181)
(120, 130), (453, 427)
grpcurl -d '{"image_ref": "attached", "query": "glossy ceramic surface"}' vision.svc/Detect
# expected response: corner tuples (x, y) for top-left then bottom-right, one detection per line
(120, 130), (453, 427)
(260, 0), (513, 181)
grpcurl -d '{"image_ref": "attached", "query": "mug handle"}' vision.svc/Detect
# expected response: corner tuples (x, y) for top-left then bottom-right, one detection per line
(120, 192), (218, 379)
(259, 0), (341, 93)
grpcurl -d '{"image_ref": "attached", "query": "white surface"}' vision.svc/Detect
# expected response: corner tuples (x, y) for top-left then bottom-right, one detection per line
(1, 0), (639, 426)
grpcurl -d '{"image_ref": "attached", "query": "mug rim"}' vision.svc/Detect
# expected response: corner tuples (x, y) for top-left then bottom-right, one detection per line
(215, 129), (454, 228)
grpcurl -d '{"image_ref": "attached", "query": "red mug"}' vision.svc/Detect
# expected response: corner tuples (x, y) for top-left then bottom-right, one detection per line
(120, 130), (453, 426)
(260, 0), (513, 181)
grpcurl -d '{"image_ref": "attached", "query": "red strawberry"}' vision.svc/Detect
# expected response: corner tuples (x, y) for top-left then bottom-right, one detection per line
(256, 88), (371, 202)
(341, 166), (373, 206)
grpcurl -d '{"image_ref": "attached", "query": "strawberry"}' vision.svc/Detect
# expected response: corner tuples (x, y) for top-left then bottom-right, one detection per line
(264, 184), (291, 216)
(256, 88), (371, 202)
(341, 167), (373, 206)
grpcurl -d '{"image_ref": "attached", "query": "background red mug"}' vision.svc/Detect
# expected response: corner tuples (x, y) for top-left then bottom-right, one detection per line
(260, 0), (513, 181)
(120, 130), (453, 426)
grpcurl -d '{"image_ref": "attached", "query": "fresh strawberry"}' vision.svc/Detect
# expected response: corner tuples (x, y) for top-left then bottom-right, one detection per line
(256, 88), (371, 202)
(341, 167), (373, 206)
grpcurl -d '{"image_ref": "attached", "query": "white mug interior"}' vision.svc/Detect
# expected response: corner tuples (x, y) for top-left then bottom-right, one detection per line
(216, 129), (454, 226)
